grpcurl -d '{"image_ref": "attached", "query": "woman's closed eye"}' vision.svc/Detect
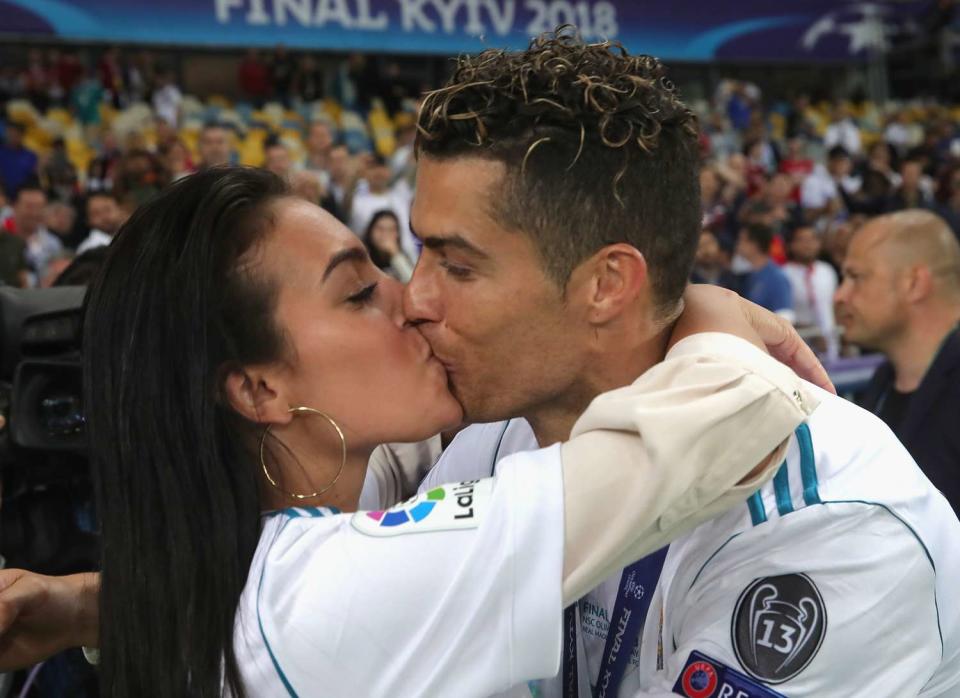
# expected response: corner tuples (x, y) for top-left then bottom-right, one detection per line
(347, 282), (378, 306)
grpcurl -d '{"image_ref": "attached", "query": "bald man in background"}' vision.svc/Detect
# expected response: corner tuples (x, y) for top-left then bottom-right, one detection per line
(835, 209), (960, 513)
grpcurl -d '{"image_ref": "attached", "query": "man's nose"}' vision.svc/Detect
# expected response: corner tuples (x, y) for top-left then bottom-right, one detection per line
(403, 264), (442, 325)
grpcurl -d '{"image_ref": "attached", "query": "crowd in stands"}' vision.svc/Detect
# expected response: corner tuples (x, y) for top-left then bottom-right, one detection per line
(3, 50), (960, 360)
(695, 79), (960, 358)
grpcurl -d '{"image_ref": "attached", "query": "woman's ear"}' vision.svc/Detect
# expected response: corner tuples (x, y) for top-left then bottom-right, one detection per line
(222, 365), (292, 425)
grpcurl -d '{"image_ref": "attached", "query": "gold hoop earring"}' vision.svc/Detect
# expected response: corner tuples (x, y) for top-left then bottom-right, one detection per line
(259, 407), (347, 500)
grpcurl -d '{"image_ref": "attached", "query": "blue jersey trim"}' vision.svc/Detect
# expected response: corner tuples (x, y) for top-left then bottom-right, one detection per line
(797, 423), (821, 505)
(256, 518), (299, 698)
(747, 491), (767, 526)
(490, 419), (512, 477)
(773, 461), (794, 516)
(263, 506), (340, 520)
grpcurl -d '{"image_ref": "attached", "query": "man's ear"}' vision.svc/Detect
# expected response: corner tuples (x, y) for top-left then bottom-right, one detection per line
(573, 243), (649, 325)
(904, 264), (935, 304)
(222, 364), (293, 426)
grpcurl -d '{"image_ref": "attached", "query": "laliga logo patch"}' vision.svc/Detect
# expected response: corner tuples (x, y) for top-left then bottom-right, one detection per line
(732, 573), (826, 685)
(351, 479), (492, 537)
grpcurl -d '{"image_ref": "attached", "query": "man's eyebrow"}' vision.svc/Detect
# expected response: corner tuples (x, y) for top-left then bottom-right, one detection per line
(322, 246), (368, 282)
(411, 225), (489, 259)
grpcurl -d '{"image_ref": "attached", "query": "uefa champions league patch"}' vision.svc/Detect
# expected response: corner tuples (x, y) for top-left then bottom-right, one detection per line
(731, 573), (826, 684)
(673, 651), (786, 698)
(351, 479), (493, 537)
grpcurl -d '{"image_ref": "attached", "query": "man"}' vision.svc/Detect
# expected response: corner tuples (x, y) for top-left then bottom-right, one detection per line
(736, 223), (794, 318)
(836, 210), (960, 514)
(0, 123), (38, 196)
(886, 157), (935, 212)
(349, 154), (416, 259)
(2, 184), (62, 283)
(823, 103), (862, 156)
(302, 120), (335, 187)
(196, 122), (233, 169)
(151, 67), (182, 128)
(262, 136), (293, 181)
(405, 36), (958, 697)
(690, 229), (738, 290)
(800, 146), (860, 224)
(76, 191), (122, 254)
(43, 200), (82, 250)
(3, 35), (960, 698)
(783, 225), (839, 357)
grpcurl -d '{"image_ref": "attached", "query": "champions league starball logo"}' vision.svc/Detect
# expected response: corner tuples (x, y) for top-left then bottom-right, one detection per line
(801, 2), (915, 55)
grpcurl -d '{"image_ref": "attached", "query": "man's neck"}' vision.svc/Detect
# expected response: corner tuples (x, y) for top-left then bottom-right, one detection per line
(886, 310), (960, 392)
(526, 328), (672, 447)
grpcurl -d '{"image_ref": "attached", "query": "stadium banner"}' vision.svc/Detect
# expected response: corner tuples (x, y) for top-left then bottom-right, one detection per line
(0, 0), (931, 61)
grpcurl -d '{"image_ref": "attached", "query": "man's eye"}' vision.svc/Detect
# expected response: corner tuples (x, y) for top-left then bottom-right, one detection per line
(347, 283), (378, 305)
(441, 261), (473, 279)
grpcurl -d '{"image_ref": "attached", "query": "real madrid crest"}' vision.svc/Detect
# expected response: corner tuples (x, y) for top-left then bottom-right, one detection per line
(731, 573), (826, 685)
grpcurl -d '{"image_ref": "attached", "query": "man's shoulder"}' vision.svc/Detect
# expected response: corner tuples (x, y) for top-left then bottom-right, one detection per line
(673, 391), (957, 572)
(419, 419), (536, 493)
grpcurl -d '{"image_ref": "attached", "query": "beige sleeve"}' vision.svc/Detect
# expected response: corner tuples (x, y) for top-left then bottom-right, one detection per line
(561, 332), (818, 603)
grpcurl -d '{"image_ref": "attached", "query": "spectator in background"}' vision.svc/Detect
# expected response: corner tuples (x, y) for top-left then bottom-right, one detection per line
(4, 183), (62, 282)
(270, 45), (295, 106)
(41, 137), (78, 202)
(864, 140), (900, 189)
(238, 49), (270, 107)
(161, 140), (194, 181)
(363, 209), (414, 282)
(72, 66), (104, 137)
(837, 210), (960, 513)
(77, 191), (123, 254)
(886, 158), (935, 212)
(783, 225), (839, 357)
(824, 103), (862, 156)
(934, 164), (960, 237)
(290, 169), (343, 221)
(23, 49), (51, 113)
(86, 128), (121, 193)
(884, 110), (917, 156)
(779, 136), (815, 200)
(0, 182), (12, 224)
(262, 136), (294, 181)
(197, 123), (233, 169)
(349, 154), (415, 259)
(98, 47), (124, 108)
(736, 223), (793, 318)
(699, 165), (729, 235)
(326, 144), (358, 220)
(113, 149), (166, 207)
(293, 54), (324, 104)
(690, 229), (738, 290)
(785, 93), (819, 141)
(801, 146), (861, 224)
(302, 121), (335, 187)
(0, 202), (28, 286)
(43, 200), (79, 249)
(0, 123), (38, 196)
(152, 67), (182, 128)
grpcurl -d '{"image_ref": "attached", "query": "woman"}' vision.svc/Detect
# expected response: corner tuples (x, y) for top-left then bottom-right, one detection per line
(0, 167), (813, 697)
(363, 208), (415, 282)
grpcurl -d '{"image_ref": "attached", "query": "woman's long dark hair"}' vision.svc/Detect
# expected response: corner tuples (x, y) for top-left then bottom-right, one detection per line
(84, 167), (291, 697)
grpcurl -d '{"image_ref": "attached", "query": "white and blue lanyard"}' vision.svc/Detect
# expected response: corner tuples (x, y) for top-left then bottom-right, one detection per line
(562, 546), (668, 698)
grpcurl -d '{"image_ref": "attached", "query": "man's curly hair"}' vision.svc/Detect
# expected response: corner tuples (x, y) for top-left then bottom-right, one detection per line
(416, 29), (701, 316)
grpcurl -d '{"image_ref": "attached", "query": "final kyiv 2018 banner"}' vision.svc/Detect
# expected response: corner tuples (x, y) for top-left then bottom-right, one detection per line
(0, 0), (934, 61)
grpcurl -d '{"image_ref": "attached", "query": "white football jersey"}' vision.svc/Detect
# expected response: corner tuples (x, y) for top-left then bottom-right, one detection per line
(423, 390), (960, 697)
(233, 446), (564, 697)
